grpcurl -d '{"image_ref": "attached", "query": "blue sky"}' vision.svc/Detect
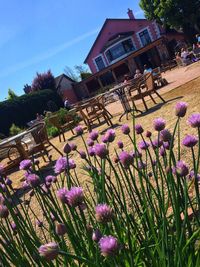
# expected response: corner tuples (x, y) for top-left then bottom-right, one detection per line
(0, 0), (144, 101)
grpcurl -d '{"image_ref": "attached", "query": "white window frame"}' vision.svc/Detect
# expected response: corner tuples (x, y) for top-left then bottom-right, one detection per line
(153, 21), (161, 38)
(104, 36), (136, 65)
(136, 27), (153, 48)
(93, 54), (107, 72)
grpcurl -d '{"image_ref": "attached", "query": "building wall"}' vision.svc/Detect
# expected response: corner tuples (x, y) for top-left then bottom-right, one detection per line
(87, 19), (160, 74)
(58, 78), (78, 103)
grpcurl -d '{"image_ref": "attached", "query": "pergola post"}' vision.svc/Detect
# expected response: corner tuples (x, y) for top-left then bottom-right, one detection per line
(111, 70), (118, 82)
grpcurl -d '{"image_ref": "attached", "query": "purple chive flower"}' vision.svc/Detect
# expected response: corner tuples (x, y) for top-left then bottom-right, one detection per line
(5, 178), (12, 186)
(121, 124), (130, 135)
(56, 223), (67, 236)
(99, 236), (119, 257)
(175, 161), (189, 177)
(19, 159), (32, 170)
(66, 187), (84, 207)
(135, 124), (144, 134)
(79, 150), (87, 159)
(57, 188), (68, 203)
(74, 125), (83, 135)
(138, 161), (146, 170)
(88, 147), (95, 156)
(69, 143), (77, 151)
(159, 147), (166, 157)
(188, 113), (200, 128)
(160, 129), (172, 142)
(103, 129), (115, 143)
(54, 157), (76, 174)
(22, 180), (29, 190)
(89, 130), (99, 141)
(63, 143), (71, 154)
(138, 140), (150, 150)
(95, 204), (113, 223)
(153, 118), (166, 131)
(119, 151), (133, 168)
(163, 141), (172, 150)
(87, 139), (94, 147)
(175, 102), (188, 117)
(26, 174), (40, 187)
(45, 175), (55, 184)
(117, 141), (124, 149)
(182, 135), (198, 148)
(54, 157), (67, 174)
(92, 229), (102, 242)
(11, 222), (17, 231)
(101, 135), (108, 143)
(152, 139), (163, 149)
(0, 205), (9, 218)
(94, 144), (108, 159)
(38, 242), (59, 261)
(188, 170), (200, 181)
(146, 131), (152, 138)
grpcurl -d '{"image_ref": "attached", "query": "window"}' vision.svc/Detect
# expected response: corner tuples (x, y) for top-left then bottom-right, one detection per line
(139, 29), (151, 46)
(105, 38), (135, 63)
(94, 56), (105, 71)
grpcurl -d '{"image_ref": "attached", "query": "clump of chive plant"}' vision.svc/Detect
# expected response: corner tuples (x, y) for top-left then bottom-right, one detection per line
(0, 102), (199, 266)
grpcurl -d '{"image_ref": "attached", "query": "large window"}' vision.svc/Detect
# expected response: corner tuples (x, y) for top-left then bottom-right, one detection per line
(105, 38), (135, 63)
(139, 29), (151, 46)
(94, 56), (105, 71)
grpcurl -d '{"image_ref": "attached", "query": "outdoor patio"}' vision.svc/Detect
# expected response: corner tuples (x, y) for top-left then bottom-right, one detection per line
(7, 61), (200, 189)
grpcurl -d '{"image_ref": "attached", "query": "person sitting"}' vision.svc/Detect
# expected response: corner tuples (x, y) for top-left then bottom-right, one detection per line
(143, 64), (152, 74)
(64, 98), (72, 110)
(36, 113), (44, 121)
(123, 74), (130, 84)
(134, 69), (142, 79)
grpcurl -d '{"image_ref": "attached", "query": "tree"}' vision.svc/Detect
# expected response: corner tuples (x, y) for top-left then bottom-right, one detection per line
(7, 89), (18, 100)
(31, 70), (55, 91)
(64, 65), (92, 82)
(64, 66), (79, 82)
(74, 65), (92, 80)
(139, 0), (200, 41)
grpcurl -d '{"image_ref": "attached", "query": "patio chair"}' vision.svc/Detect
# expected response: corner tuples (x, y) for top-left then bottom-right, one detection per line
(48, 113), (75, 142)
(128, 73), (166, 112)
(27, 123), (63, 162)
(76, 99), (113, 132)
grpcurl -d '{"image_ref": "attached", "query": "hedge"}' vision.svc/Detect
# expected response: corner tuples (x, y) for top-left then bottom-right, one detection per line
(0, 89), (63, 136)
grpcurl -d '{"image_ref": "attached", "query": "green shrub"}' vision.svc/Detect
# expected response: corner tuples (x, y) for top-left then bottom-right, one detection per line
(9, 123), (24, 136)
(47, 126), (59, 138)
(0, 89), (63, 136)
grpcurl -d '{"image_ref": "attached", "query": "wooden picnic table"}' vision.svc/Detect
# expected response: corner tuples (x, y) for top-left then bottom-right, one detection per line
(0, 127), (39, 160)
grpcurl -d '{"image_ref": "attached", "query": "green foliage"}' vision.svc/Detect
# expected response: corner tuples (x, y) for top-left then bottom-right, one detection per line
(64, 65), (92, 81)
(0, 89), (63, 136)
(47, 126), (59, 138)
(9, 123), (24, 136)
(7, 88), (18, 100)
(140, 0), (200, 40)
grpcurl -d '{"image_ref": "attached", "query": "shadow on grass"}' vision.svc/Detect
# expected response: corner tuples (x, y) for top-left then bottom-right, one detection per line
(134, 95), (183, 119)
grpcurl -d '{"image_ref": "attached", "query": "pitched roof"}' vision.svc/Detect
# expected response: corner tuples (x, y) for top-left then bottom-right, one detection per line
(84, 18), (147, 63)
(55, 74), (76, 90)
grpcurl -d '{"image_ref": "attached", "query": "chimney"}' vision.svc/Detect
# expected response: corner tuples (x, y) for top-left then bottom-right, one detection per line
(127, 8), (135, 20)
